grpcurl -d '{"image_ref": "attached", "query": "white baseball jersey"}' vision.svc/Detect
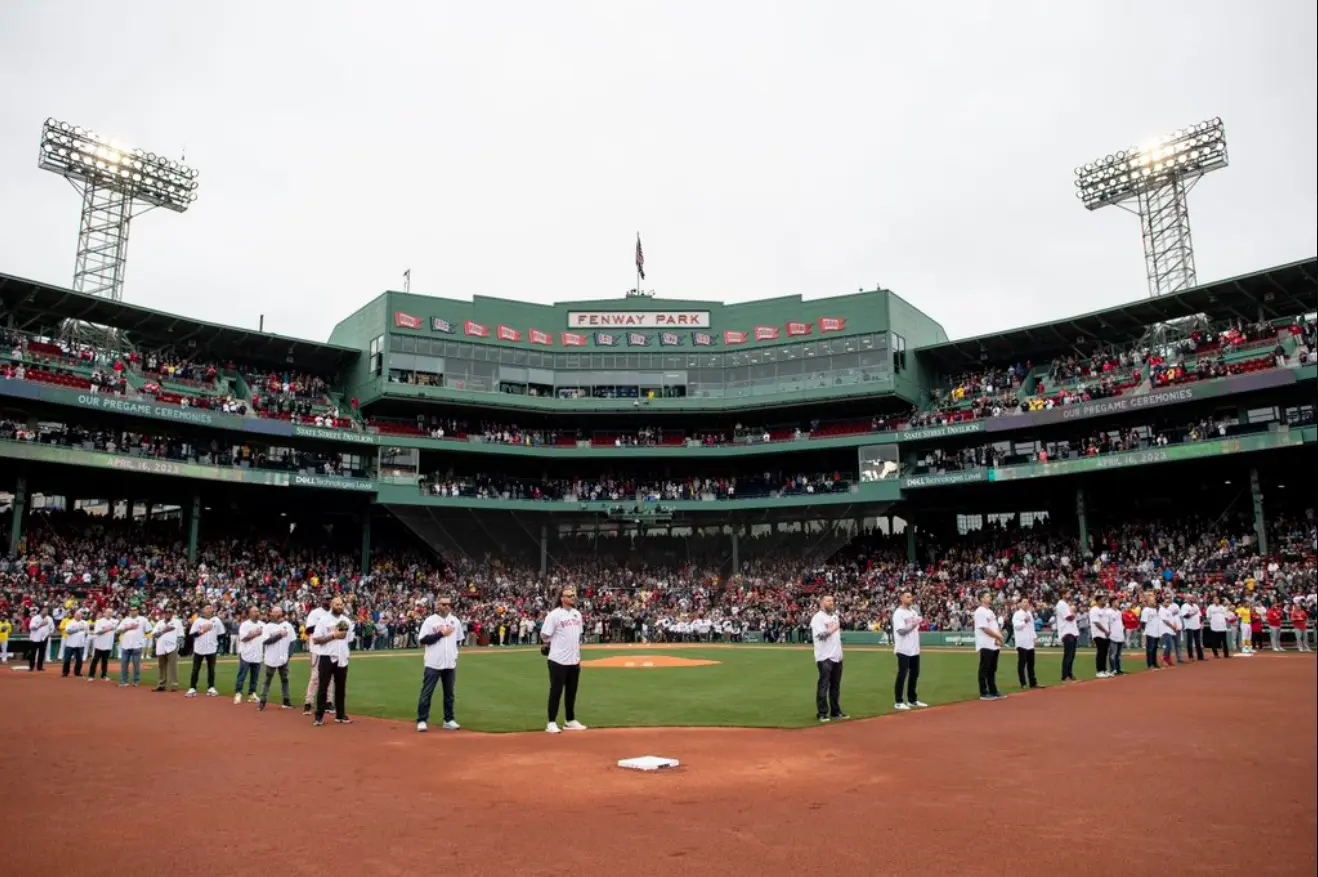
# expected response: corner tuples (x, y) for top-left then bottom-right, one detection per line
(541, 607), (583, 666)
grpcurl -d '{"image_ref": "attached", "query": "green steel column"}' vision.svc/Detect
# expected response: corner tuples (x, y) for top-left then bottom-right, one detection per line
(1076, 487), (1089, 556)
(731, 529), (740, 574)
(1249, 467), (1268, 555)
(361, 511), (373, 576)
(188, 495), (201, 564)
(905, 514), (917, 564)
(9, 476), (27, 555)
(540, 524), (548, 575)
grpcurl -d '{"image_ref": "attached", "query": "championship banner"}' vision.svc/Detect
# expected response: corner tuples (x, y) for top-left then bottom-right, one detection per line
(723, 330), (747, 345)
(393, 311), (422, 329)
(786, 321), (812, 336)
(692, 331), (717, 347)
(595, 332), (617, 346)
(562, 332), (587, 347)
(659, 332), (683, 346)
(627, 332), (651, 347)
(431, 318), (455, 334)
(465, 321), (489, 338)
(497, 325), (522, 342)
(529, 329), (553, 346)
(819, 317), (846, 333)
(754, 326), (780, 341)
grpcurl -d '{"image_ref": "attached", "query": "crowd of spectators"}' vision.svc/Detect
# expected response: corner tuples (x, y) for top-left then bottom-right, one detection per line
(422, 471), (852, 503)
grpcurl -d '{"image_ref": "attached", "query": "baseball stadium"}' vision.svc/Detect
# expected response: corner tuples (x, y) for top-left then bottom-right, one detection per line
(3, 11), (1318, 873)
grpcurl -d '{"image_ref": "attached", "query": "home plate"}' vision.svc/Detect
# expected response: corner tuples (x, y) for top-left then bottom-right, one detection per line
(617, 755), (680, 772)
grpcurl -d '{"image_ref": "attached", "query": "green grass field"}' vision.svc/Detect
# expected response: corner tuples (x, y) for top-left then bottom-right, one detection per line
(120, 645), (1147, 732)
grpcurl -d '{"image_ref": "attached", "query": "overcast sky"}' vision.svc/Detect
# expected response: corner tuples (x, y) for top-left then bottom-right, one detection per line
(0, 1), (1314, 344)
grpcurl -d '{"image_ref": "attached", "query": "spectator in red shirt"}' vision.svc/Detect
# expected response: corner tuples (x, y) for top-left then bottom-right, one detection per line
(1289, 604), (1310, 653)
(1266, 604), (1285, 652)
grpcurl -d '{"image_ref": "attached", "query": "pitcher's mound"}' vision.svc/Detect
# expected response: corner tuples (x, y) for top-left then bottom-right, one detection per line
(582, 655), (719, 669)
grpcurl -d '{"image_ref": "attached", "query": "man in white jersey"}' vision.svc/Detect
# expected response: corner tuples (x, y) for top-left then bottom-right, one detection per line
(1140, 591), (1163, 669)
(974, 592), (1005, 701)
(311, 596), (354, 726)
(1089, 594), (1112, 678)
(233, 605), (265, 704)
(1055, 590), (1079, 683)
(541, 587), (587, 734)
(1012, 597), (1042, 689)
(88, 609), (115, 681)
(891, 590), (926, 711)
(811, 595), (848, 722)
(116, 606), (149, 687)
(416, 596), (465, 732)
(302, 597), (332, 716)
(1206, 595), (1231, 658)
(257, 607), (296, 711)
(61, 609), (90, 678)
(187, 604), (222, 697)
(1158, 593), (1182, 667)
(1181, 594), (1205, 661)
(1106, 599), (1126, 676)
(27, 607), (52, 672)
(152, 610), (183, 692)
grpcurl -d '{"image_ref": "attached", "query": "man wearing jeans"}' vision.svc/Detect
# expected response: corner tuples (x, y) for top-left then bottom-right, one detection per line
(233, 606), (265, 704)
(416, 598), (465, 732)
(974, 592), (1005, 701)
(1181, 595), (1205, 661)
(1140, 592), (1163, 669)
(116, 607), (149, 687)
(1158, 594), (1182, 667)
(891, 591), (926, 711)
(258, 607), (297, 711)
(61, 609), (90, 678)
(1055, 591), (1079, 683)
(809, 595), (846, 723)
(1105, 599), (1126, 676)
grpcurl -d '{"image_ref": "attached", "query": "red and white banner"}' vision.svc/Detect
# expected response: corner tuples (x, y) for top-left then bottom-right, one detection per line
(819, 317), (847, 333)
(724, 330), (747, 345)
(562, 332), (587, 347)
(754, 326), (780, 341)
(464, 321), (489, 338)
(786, 321), (812, 336)
(529, 329), (553, 346)
(393, 311), (423, 329)
(497, 325), (522, 342)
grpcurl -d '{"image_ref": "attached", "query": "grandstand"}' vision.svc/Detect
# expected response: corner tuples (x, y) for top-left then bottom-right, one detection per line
(1, 258), (1314, 590)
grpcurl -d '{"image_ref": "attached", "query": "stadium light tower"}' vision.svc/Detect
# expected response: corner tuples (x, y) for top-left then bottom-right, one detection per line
(1074, 118), (1227, 298)
(38, 118), (199, 308)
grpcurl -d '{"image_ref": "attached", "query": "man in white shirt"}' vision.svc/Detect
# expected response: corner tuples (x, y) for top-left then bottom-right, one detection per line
(974, 592), (1006, 700)
(233, 605), (265, 705)
(416, 597), (465, 732)
(1140, 592), (1164, 669)
(1089, 594), (1112, 678)
(152, 610), (183, 692)
(1181, 595), (1205, 661)
(1011, 598), (1042, 689)
(88, 609), (116, 681)
(311, 595), (354, 726)
(1055, 590), (1080, 683)
(27, 608), (52, 672)
(187, 604), (222, 697)
(891, 591), (926, 711)
(810, 595), (847, 722)
(541, 587), (587, 734)
(1158, 593), (1182, 667)
(302, 597), (332, 716)
(1106, 600), (1126, 676)
(61, 609), (90, 678)
(1206, 595), (1231, 658)
(116, 607), (149, 687)
(257, 606), (296, 711)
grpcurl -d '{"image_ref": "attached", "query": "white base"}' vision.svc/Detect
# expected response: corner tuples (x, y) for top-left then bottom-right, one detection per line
(617, 755), (680, 772)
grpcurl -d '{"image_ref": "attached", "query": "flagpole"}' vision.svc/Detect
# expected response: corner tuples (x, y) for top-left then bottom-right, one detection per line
(635, 231), (641, 295)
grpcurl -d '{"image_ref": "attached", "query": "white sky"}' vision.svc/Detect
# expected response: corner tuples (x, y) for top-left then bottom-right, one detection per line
(0, 1), (1314, 343)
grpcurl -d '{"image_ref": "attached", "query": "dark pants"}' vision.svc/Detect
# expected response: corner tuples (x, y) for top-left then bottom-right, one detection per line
(1094, 636), (1109, 674)
(89, 648), (110, 679)
(1210, 629), (1230, 658)
(547, 659), (581, 723)
(894, 654), (919, 705)
(816, 658), (844, 717)
(234, 660), (261, 695)
(1145, 634), (1160, 667)
(259, 664), (291, 705)
(1061, 634), (1078, 680)
(1016, 647), (1037, 687)
(62, 645), (85, 677)
(28, 641), (47, 671)
(315, 655), (348, 721)
(977, 648), (1000, 697)
(1186, 628), (1204, 660)
(190, 652), (217, 690)
(417, 666), (457, 724)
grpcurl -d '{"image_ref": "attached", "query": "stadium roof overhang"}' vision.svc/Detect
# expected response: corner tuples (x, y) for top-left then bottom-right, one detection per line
(915, 257), (1317, 372)
(0, 273), (361, 373)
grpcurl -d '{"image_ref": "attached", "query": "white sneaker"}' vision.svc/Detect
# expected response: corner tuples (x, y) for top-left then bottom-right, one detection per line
(912, 701), (929, 708)
(442, 720), (460, 731)
(248, 694), (260, 703)
(563, 720), (587, 731)
(233, 693), (243, 705)
(894, 702), (912, 711)
(545, 722), (562, 734)
(186, 688), (197, 697)
(206, 688), (219, 697)
(1096, 672), (1110, 679)
(417, 721), (428, 733)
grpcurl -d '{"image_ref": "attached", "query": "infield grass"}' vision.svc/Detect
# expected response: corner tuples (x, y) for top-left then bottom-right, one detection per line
(117, 644), (1156, 732)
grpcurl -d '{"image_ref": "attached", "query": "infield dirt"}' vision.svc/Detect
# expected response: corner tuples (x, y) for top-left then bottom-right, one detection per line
(1, 654), (1313, 877)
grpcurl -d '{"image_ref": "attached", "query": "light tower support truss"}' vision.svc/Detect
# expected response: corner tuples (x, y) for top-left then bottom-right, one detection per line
(1074, 118), (1227, 299)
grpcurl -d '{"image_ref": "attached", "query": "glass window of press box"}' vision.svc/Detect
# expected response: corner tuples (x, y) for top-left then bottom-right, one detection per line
(385, 333), (891, 398)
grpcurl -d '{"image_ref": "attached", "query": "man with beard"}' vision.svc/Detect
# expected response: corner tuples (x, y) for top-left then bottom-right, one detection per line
(303, 596), (333, 716)
(416, 597), (464, 732)
(311, 596), (354, 726)
(258, 607), (297, 711)
(187, 604), (222, 697)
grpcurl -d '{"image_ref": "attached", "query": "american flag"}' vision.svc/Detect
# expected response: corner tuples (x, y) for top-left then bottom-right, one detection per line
(635, 234), (645, 280)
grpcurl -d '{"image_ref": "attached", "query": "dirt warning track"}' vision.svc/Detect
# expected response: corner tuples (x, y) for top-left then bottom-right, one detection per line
(0, 657), (1313, 877)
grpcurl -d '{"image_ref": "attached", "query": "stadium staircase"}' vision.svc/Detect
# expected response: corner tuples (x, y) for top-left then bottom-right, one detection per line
(382, 506), (545, 568)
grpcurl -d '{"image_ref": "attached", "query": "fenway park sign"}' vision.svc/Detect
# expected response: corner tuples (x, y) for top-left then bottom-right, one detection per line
(567, 311), (710, 329)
